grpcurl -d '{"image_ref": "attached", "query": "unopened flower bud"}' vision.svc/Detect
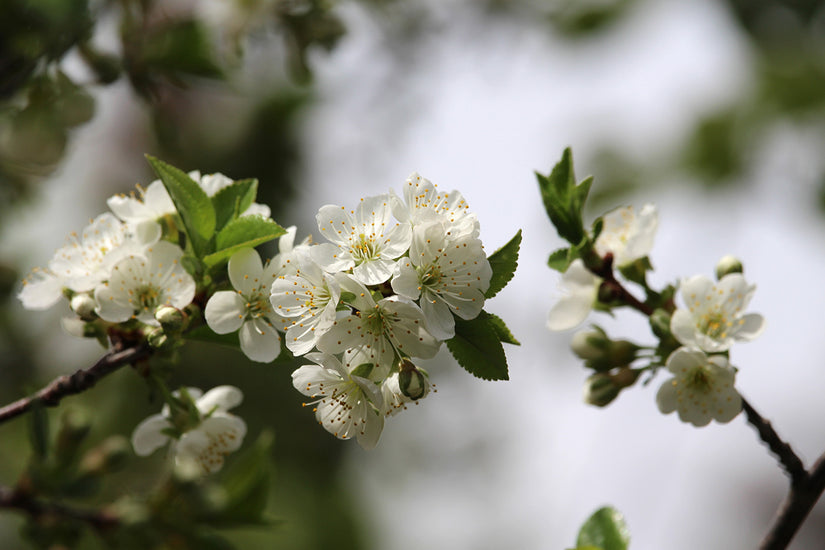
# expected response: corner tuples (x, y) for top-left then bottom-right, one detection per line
(716, 255), (743, 280)
(155, 306), (184, 332)
(571, 329), (609, 361)
(398, 360), (430, 400)
(583, 368), (640, 407)
(70, 294), (97, 320)
(145, 327), (168, 349)
(649, 308), (673, 340)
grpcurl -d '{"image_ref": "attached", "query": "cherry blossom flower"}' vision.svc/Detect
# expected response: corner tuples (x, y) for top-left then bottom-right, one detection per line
(311, 194), (411, 285)
(131, 386), (246, 474)
(18, 214), (160, 310)
(594, 204), (658, 267)
(391, 221), (491, 339)
(317, 276), (439, 377)
(292, 352), (384, 449)
(94, 241), (195, 325)
(391, 172), (479, 238)
(204, 248), (283, 362)
(670, 273), (765, 352)
(656, 347), (742, 427)
(546, 259), (600, 331)
(269, 252), (342, 356)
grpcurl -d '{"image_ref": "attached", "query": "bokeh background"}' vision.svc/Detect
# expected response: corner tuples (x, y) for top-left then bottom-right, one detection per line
(2, 0), (825, 548)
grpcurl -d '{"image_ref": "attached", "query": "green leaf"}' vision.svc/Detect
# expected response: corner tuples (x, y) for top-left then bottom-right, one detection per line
(142, 20), (223, 79)
(146, 156), (216, 257)
(486, 229), (521, 299)
(485, 312), (520, 345)
(576, 507), (630, 550)
(203, 216), (286, 268)
(446, 313), (509, 381)
(211, 178), (258, 231)
(537, 148), (593, 244)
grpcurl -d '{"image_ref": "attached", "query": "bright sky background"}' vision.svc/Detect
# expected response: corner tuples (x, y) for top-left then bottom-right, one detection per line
(5, 0), (825, 548)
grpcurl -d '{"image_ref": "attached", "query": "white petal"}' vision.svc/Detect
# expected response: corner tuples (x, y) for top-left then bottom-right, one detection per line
(197, 385), (243, 414)
(391, 259), (421, 300)
(131, 414), (171, 456)
(316, 204), (352, 246)
(228, 248), (264, 294)
(735, 313), (765, 341)
(18, 270), (63, 310)
(352, 258), (394, 285)
(355, 408), (384, 450)
(310, 243), (354, 273)
(669, 309), (699, 347)
(421, 294), (455, 340)
(204, 291), (246, 334)
(546, 292), (594, 331)
(239, 319), (281, 362)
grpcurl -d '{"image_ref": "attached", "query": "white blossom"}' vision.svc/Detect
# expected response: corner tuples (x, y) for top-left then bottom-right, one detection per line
(312, 195), (411, 285)
(670, 273), (765, 352)
(204, 248), (282, 362)
(292, 352), (384, 449)
(391, 172), (479, 238)
(656, 347), (742, 427)
(131, 386), (247, 474)
(95, 241), (195, 325)
(269, 252), (342, 356)
(391, 221), (491, 339)
(594, 203), (658, 267)
(546, 259), (600, 331)
(19, 214), (160, 310)
(317, 276), (440, 377)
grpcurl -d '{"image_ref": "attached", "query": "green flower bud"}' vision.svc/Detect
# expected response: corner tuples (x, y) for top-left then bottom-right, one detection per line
(649, 308), (673, 340)
(155, 306), (184, 333)
(583, 368), (640, 407)
(570, 329), (609, 361)
(398, 360), (430, 400)
(715, 255), (743, 280)
(145, 327), (168, 349)
(70, 294), (97, 320)
(55, 409), (91, 465)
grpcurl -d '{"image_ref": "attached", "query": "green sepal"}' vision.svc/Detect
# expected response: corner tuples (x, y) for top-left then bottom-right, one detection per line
(446, 312), (509, 381)
(617, 256), (652, 287)
(576, 506), (630, 550)
(485, 312), (520, 345)
(146, 156), (216, 258)
(181, 255), (205, 279)
(203, 216), (286, 268)
(350, 363), (374, 379)
(211, 178), (258, 231)
(486, 229), (521, 299)
(537, 147), (593, 244)
(211, 432), (277, 527)
(548, 247), (572, 273)
(339, 291), (357, 306)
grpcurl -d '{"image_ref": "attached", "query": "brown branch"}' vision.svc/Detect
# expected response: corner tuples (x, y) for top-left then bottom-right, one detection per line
(0, 484), (118, 530)
(0, 343), (152, 425)
(742, 398), (808, 488)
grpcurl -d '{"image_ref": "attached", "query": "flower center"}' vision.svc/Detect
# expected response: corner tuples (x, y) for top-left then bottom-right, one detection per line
(351, 233), (379, 263)
(685, 366), (712, 393)
(136, 284), (161, 311)
(697, 310), (730, 339)
(245, 290), (271, 319)
(420, 264), (442, 287)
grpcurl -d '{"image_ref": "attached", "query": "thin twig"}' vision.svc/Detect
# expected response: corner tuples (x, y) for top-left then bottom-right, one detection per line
(0, 343), (152, 425)
(742, 398), (808, 488)
(0, 484), (118, 530)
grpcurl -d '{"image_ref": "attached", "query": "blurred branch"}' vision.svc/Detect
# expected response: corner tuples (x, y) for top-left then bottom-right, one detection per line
(742, 398), (808, 487)
(0, 342), (152, 425)
(0, 484), (117, 530)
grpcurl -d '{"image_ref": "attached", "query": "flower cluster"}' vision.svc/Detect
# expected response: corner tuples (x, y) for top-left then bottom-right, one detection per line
(540, 153), (765, 428)
(205, 173), (493, 449)
(20, 159), (511, 469)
